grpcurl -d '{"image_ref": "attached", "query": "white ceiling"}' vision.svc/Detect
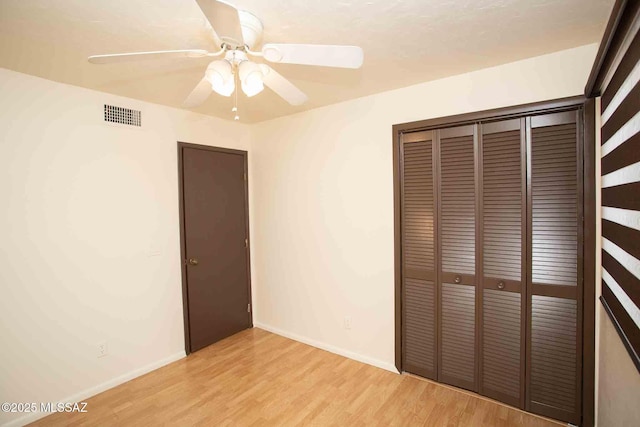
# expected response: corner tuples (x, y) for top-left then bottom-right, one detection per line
(0, 0), (613, 123)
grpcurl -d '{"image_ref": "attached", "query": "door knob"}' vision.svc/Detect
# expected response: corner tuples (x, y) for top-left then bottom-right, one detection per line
(454, 275), (462, 284)
(188, 258), (199, 266)
(497, 281), (505, 290)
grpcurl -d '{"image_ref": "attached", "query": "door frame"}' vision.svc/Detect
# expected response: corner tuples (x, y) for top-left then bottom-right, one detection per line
(392, 96), (596, 426)
(177, 142), (253, 355)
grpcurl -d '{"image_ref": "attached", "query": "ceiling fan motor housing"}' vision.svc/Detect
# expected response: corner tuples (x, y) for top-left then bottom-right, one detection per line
(230, 10), (262, 50)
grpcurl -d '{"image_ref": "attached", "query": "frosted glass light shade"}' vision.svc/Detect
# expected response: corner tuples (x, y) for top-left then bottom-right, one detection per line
(239, 61), (264, 97)
(205, 60), (234, 97)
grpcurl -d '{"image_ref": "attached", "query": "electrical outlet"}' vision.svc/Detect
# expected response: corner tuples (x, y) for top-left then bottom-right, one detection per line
(344, 316), (352, 330)
(97, 340), (108, 358)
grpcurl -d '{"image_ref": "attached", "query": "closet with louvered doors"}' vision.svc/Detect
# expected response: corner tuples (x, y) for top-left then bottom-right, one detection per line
(398, 107), (584, 425)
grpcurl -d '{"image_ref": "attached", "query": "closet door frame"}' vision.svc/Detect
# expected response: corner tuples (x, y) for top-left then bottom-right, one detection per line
(393, 95), (597, 426)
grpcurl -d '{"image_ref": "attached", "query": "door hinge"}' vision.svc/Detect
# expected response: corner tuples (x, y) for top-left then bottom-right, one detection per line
(244, 173), (247, 181)
(245, 238), (248, 248)
(247, 304), (251, 313)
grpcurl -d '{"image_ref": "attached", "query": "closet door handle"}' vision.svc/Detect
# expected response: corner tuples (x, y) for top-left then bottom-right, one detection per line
(454, 275), (462, 284)
(497, 281), (505, 290)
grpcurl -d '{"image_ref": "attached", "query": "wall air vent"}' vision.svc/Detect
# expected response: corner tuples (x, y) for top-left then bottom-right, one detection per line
(104, 104), (141, 127)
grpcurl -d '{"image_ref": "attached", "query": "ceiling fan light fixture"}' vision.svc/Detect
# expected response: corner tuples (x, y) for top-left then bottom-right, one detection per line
(241, 76), (264, 97)
(239, 61), (264, 97)
(215, 78), (236, 97)
(205, 60), (234, 97)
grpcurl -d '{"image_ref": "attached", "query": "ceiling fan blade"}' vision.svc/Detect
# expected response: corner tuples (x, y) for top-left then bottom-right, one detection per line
(88, 49), (208, 64)
(196, 0), (244, 46)
(183, 77), (212, 108)
(261, 65), (308, 106)
(261, 44), (364, 69)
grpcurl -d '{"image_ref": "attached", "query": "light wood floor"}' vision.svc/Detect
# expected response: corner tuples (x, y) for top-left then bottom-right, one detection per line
(32, 328), (562, 426)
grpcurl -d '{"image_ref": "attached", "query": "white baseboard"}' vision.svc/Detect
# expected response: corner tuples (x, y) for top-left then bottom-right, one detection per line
(254, 322), (399, 374)
(2, 351), (186, 427)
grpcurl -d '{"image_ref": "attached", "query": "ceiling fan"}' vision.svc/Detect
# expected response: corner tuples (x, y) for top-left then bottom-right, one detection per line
(88, 0), (364, 120)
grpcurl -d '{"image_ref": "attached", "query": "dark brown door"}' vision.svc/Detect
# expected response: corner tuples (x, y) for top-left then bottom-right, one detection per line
(478, 119), (526, 408)
(179, 143), (251, 353)
(400, 131), (437, 380)
(526, 111), (582, 424)
(437, 125), (478, 392)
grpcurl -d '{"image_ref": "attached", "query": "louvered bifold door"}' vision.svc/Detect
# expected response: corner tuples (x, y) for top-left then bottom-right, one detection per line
(479, 119), (526, 408)
(526, 111), (582, 425)
(437, 125), (478, 392)
(401, 131), (437, 380)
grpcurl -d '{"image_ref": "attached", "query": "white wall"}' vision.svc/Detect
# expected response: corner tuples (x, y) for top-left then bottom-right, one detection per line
(0, 68), (252, 426)
(597, 310), (640, 426)
(249, 44), (599, 372)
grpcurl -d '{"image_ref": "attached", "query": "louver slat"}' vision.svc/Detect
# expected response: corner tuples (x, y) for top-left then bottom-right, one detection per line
(530, 296), (577, 413)
(402, 139), (435, 272)
(401, 135), (436, 379)
(483, 290), (521, 406)
(441, 283), (476, 390)
(441, 133), (475, 276)
(482, 128), (522, 281)
(403, 278), (436, 378)
(531, 123), (578, 288)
